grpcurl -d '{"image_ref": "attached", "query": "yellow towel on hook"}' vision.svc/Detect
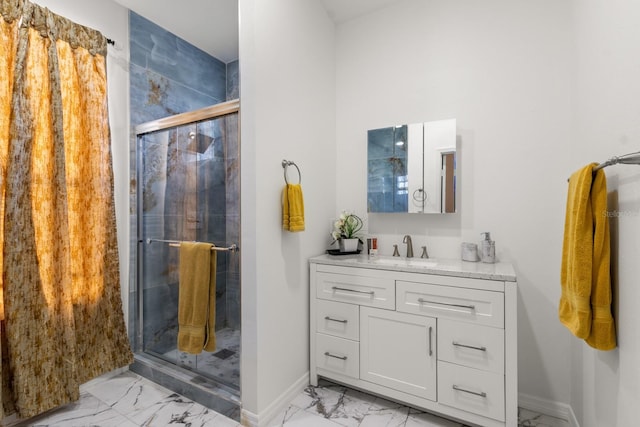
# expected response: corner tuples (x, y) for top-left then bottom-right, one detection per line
(559, 163), (616, 350)
(178, 242), (217, 354)
(282, 183), (305, 232)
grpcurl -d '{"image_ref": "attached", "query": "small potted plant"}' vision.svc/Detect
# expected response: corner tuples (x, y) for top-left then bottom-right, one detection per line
(331, 211), (363, 252)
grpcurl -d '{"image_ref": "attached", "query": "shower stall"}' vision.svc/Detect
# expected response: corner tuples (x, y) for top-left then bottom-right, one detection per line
(131, 100), (241, 420)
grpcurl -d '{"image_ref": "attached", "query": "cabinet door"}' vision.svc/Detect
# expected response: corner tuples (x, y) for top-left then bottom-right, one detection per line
(360, 307), (437, 401)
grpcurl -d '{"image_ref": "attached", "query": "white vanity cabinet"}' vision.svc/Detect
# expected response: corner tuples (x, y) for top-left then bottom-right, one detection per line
(309, 255), (517, 427)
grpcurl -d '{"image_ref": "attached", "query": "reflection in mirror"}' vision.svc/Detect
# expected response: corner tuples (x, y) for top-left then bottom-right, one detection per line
(368, 119), (457, 214)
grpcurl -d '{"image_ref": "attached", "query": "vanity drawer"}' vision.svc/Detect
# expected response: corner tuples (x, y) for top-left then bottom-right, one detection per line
(438, 319), (504, 374)
(438, 361), (505, 422)
(316, 299), (359, 340)
(396, 281), (504, 328)
(315, 333), (359, 379)
(316, 272), (395, 309)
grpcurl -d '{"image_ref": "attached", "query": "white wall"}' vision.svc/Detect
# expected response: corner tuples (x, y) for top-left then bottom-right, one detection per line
(335, 0), (574, 407)
(239, 0), (336, 420)
(34, 0), (130, 322)
(571, 0), (640, 425)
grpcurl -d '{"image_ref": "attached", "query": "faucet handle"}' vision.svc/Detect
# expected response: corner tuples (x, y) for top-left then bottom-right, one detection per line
(421, 246), (429, 259)
(392, 244), (400, 257)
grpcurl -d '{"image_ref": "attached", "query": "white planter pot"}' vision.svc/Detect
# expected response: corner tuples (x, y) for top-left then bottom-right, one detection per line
(339, 238), (359, 253)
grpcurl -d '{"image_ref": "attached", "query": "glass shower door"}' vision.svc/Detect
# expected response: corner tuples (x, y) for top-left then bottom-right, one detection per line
(137, 111), (240, 391)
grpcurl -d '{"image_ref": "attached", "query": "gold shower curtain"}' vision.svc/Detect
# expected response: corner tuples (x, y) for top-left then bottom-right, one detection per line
(0, 0), (132, 419)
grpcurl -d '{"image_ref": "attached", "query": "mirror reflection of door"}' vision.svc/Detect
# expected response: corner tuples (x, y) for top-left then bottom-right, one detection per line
(423, 119), (456, 214)
(442, 152), (455, 213)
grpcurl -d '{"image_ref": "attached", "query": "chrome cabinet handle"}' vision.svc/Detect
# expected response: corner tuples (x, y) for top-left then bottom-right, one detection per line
(452, 385), (487, 398)
(428, 326), (433, 356)
(418, 298), (475, 310)
(452, 341), (487, 352)
(324, 316), (348, 323)
(324, 351), (347, 360)
(332, 286), (375, 296)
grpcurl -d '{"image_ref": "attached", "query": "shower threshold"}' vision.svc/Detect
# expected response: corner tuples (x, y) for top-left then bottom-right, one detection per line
(130, 352), (241, 421)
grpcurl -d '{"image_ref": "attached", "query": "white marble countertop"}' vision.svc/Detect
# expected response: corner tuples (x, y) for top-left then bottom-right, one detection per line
(309, 254), (517, 282)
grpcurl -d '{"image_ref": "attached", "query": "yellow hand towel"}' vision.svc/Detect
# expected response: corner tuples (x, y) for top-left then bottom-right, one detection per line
(178, 242), (217, 354)
(204, 248), (217, 352)
(282, 183), (305, 232)
(559, 164), (616, 350)
(282, 185), (290, 230)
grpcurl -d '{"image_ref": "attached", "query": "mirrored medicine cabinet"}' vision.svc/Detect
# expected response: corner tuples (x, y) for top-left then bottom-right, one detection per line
(367, 119), (457, 214)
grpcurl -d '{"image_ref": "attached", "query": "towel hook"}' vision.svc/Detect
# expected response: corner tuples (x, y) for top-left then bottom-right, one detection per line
(282, 159), (302, 185)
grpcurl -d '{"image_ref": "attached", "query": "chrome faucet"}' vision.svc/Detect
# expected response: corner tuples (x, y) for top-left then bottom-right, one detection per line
(403, 235), (414, 258)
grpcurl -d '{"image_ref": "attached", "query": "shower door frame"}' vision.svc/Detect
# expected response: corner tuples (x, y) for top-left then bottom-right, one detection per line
(134, 98), (240, 378)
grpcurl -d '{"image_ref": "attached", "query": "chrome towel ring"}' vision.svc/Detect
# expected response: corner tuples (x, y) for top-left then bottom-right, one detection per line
(282, 159), (302, 184)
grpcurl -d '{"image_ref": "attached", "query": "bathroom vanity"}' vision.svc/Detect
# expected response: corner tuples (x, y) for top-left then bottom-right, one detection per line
(309, 255), (517, 427)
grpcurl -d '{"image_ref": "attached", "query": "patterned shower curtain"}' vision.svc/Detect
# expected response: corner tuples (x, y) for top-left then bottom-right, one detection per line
(0, 0), (132, 419)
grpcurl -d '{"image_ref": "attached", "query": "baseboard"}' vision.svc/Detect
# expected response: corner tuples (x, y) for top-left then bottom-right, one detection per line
(519, 393), (580, 427)
(241, 372), (309, 427)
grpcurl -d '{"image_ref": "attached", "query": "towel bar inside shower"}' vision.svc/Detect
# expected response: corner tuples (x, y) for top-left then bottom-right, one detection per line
(145, 238), (238, 252)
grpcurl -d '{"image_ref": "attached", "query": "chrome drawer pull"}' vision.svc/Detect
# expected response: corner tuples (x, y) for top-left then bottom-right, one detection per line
(417, 298), (475, 310)
(324, 316), (348, 323)
(324, 351), (347, 360)
(332, 286), (375, 296)
(452, 341), (487, 352)
(452, 385), (487, 398)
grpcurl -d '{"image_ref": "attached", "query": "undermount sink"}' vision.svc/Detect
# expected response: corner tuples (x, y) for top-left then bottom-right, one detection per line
(372, 257), (438, 269)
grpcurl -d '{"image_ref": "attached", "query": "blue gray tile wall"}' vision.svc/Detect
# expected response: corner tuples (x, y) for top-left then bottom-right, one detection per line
(128, 10), (240, 347)
(129, 12), (226, 124)
(226, 61), (239, 101)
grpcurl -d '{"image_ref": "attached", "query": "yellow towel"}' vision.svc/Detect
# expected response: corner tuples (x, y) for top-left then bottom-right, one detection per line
(559, 164), (616, 350)
(282, 183), (305, 232)
(177, 242), (217, 354)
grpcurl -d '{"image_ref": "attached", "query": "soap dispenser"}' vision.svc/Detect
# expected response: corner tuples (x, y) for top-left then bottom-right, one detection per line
(480, 232), (496, 263)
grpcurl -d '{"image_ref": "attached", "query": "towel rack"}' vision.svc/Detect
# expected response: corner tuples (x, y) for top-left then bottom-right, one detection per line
(593, 151), (640, 172)
(282, 159), (302, 184)
(567, 151), (640, 181)
(145, 238), (238, 252)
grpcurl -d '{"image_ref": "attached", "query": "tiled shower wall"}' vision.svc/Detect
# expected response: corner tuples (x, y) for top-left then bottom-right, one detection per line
(128, 11), (240, 347)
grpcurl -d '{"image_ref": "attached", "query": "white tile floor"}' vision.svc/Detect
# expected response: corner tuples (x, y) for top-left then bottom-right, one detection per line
(4, 371), (238, 427)
(3, 371), (569, 427)
(270, 380), (570, 427)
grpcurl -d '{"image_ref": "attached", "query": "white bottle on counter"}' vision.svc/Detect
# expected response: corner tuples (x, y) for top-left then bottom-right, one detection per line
(480, 232), (496, 263)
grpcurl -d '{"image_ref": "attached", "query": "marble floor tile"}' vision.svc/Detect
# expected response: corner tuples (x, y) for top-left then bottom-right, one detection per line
(81, 370), (172, 415)
(270, 404), (343, 427)
(359, 397), (464, 427)
(3, 371), (240, 427)
(124, 393), (223, 426)
(6, 392), (139, 427)
(271, 382), (466, 427)
(518, 408), (570, 427)
(2, 371), (567, 427)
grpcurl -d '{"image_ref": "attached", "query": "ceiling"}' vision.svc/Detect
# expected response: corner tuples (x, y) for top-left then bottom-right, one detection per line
(113, 0), (404, 63)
